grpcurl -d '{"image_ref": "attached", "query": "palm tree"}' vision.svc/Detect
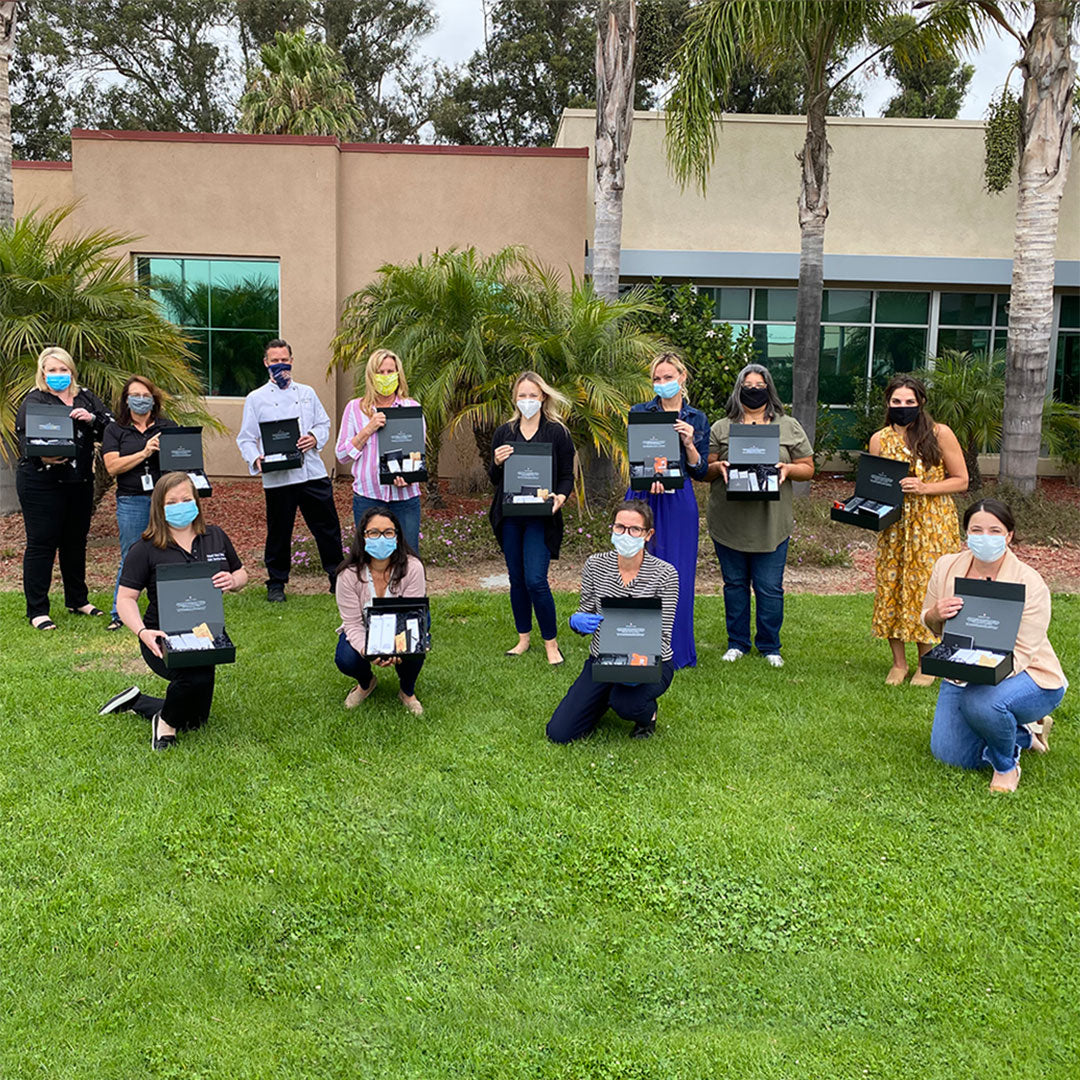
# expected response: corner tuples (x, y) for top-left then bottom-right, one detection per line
(238, 29), (365, 139)
(593, 0), (638, 302)
(1, 2), (16, 230)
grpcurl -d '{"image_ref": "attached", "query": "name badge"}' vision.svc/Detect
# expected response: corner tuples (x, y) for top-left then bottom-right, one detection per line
(141, 472), (155, 492)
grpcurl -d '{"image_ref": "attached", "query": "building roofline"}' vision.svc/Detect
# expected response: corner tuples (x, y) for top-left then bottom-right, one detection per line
(12, 160), (74, 170)
(557, 107), (989, 130)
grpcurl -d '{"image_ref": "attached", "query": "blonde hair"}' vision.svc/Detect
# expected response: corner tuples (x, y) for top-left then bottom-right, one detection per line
(650, 352), (689, 386)
(35, 347), (78, 392)
(361, 348), (410, 412)
(143, 473), (205, 549)
(509, 371), (569, 429)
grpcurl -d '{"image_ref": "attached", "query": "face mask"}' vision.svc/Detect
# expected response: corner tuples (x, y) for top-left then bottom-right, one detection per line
(268, 362), (292, 389)
(373, 372), (399, 396)
(739, 385), (770, 410)
(128, 394), (154, 415)
(45, 372), (72, 392)
(517, 398), (541, 420)
(611, 531), (645, 558)
(653, 380), (681, 400)
(164, 500), (199, 528)
(887, 405), (920, 427)
(967, 533), (1007, 563)
(364, 535), (398, 561)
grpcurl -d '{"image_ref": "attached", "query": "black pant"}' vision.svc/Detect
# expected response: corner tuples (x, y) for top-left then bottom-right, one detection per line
(335, 632), (425, 696)
(546, 657), (675, 744)
(263, 477), (342, 586)
(128, 641), (216, 732)
(16, 470), (94, 619)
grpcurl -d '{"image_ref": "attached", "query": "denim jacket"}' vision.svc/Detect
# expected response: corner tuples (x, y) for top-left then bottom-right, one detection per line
(630, 397), (710, 481)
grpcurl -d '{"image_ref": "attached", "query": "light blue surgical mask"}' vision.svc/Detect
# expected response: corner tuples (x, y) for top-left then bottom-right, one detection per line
(164, 500), (199, 528)
(653, 380), (680, 399)
(45, 372), (72, 392)
(365, 535), (398, 561)
(967, 532), (1008, 563)
(611, 531), (645, 558)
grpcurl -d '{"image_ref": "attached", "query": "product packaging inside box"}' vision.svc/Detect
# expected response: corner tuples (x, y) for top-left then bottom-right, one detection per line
(502, 441), (555, 516)
(378, 407), (429, 483)
(156, 562), (235, 668)
(920, 577), (1025, 685)
(25, 404), (76, 457)
(830, 453), (908, 531)
(592, 596), (663, 684)
(727, 423), (780, 500)
(259, 417), (303, 472)
(159, 426), (213, 497)
(628, 413), (684, 490)
(362, 596), (431, 658)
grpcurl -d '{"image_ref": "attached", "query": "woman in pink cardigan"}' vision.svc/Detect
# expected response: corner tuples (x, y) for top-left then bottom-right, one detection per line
(334, 506), (427, 715)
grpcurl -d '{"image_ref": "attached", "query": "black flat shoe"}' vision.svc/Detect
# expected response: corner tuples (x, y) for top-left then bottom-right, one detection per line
(151, 713), (176, 751)
(68, 605), (104, 616)
(630, 721), (655, 739)
(505, 646), (530, 656)
(30, 617), (57, 631)
(548, 651), (565, 666)
(106, 616), (123, 631)
(267, 584), (286, 603)
(99, 686), (141, 715)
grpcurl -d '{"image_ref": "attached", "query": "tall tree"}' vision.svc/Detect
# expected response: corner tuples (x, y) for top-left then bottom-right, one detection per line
(0, 1), (15, 228)
(593, 0), (637, 302)
(874, 11), (974, 117)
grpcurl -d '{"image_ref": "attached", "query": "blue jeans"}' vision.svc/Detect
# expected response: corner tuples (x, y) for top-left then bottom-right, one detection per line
(112, 494), (152, 619)
(931, 672), (1066, 774)
(335, 632), (425, 697)
(713, 538), (789, 655)
(501, 516), (557, 641)
(352, 493), (421, 555)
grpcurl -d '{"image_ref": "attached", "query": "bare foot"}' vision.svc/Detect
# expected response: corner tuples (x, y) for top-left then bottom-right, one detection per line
(989, 766), (1021, 793)
(885, 665), (908, 686)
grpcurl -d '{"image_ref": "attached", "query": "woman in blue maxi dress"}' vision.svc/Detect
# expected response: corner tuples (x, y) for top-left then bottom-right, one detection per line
(626, 354), (710, 669)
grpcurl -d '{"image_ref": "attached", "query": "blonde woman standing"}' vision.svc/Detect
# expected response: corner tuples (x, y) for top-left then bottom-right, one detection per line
(489, 372), (576, 665)
(336, 348), (424, 553)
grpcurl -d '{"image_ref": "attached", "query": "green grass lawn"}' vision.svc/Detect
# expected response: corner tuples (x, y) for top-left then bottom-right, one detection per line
(1, 588), (1078, 1080)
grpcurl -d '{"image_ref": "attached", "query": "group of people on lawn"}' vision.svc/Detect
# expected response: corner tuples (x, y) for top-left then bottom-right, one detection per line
(14, 341), (1068, 792)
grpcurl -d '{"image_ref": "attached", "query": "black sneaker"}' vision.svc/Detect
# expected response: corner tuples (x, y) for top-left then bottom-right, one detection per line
(99, 685), (141, 716)
(267, 583), (286, 603)
(630, 718), (656, 739)
(151, 712), (176, 751)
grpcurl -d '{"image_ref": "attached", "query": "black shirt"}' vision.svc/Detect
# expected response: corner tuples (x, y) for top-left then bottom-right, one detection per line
(119, 525), (242, 630)
(16, 387), (114, 483)
(102, 416), (178, 496)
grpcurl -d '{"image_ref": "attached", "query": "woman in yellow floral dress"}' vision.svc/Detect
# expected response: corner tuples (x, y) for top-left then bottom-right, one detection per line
(870, 375), (968, 686)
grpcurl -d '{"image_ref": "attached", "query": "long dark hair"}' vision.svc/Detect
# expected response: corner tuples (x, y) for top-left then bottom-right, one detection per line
(725, 363), (785, 422)
(963, 498), (1016, 538)
(115, 374), (164, 427)
(884, 375), (942, 467)
(337, 506), (415, 588)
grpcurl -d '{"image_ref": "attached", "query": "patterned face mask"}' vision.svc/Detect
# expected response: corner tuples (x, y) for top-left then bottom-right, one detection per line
(373, 372), (399, 396)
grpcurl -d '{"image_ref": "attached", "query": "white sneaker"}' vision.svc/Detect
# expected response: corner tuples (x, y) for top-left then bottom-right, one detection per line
(721, 648), (745, 662)
(764, 653), (784, 668)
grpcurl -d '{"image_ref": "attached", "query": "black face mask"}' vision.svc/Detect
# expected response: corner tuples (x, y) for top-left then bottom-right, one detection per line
(739, 385), (770, 410)
(887, 405), (921, 427)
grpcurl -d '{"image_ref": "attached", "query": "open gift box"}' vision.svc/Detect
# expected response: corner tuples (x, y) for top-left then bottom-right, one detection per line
(378, 407), (429, 484)
(502, 441), (556, 517)
(259, 417), (304, 472)
(159, 426), (213, 497)
(156, 562), (236, 668)
(592, 596), (663, 684)
(24, 403), (76, 458)
(727, 423), (780, 501)
(362, 596), (432, 658)
(628, 412), (684, 491)
(830, 453), (908, 531)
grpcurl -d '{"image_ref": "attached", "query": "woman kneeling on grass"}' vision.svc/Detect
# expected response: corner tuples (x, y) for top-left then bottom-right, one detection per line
(98, 473), (247, 750)
(547, 503), (678, 743)
(924, 499), (1068, 794)
(334, 507), (427, 715)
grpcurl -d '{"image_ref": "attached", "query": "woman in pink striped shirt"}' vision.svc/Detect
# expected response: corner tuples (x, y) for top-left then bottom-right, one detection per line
(336, 349), (424, 553)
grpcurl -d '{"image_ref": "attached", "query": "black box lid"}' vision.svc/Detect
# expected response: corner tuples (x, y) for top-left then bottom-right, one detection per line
(159, 426), (205, 471)
(628, 412), (681, 462)
(25, 403), (75, 438)
(379, 407), (426, 456)
(156, 562), (225, 635)
(505, 441), (553, 493)
(259, 417), (301, 452)
(854, 453), (908, 506)
(729, 423), (780, 465)
(597, 595), (663, 655)
(944, 577), (1026, 653)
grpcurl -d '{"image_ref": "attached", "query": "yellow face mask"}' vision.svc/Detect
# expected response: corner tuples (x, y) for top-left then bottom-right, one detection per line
(373, 371), (399, 396)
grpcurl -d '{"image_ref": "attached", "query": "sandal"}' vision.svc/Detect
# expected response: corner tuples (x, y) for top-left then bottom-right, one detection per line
(106, 616), (124, 631)
(68, 605), (105, 617)
(29, 617), (58, 631)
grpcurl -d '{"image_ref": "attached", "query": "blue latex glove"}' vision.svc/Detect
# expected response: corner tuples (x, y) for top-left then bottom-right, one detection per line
(569, 611), (603, 635)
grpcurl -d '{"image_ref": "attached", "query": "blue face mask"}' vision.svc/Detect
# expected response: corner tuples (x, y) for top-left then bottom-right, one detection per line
(45, 372), (72, 392)
(164, 500), (200, 528)
(268, 362), (292, 389)
(611, 531), (645, 558)
(967, 532), (1007, 563)
(653, 380), (680, 400)
(128, 394), (154, 415)
(365, 535), (398, 561)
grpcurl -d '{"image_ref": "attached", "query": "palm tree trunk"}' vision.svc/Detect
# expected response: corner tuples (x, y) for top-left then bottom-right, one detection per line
(0, 2), (17, 230)
(593, 0), (636, 303)
(1000, 1), (1076, 495)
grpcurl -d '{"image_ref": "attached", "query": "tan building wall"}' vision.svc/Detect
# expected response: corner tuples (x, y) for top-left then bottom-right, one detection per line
(13, 132), (588, 479)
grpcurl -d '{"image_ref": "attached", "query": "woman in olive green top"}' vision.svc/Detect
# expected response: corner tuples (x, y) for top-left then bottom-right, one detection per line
(705, 363), (814, 667)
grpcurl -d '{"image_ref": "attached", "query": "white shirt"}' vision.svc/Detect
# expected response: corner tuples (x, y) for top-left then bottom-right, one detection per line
(236, 379), (332, 489)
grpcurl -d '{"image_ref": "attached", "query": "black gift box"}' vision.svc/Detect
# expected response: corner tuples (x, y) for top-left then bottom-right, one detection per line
(830, 453), (909, 532)
(592, 596), (663, 684)
(156, 562), (236, 668)
(378, 406), (429, 484)
(159, 426), (213, 497)
(362, 596), (431, 658)
(259, 417), (303, 472)
(727, 423), (781, 501)
(920, 577), (1025, 686)
(24, 404), (76, 457)
(502, 441), (555, 517)
(628, 412), (685, 490)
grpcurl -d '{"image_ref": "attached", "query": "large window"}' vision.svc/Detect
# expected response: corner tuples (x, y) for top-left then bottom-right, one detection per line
(936, 291), (1009, 356)
(136, 256), (281, 396)
(1056, 293), (1079, 405)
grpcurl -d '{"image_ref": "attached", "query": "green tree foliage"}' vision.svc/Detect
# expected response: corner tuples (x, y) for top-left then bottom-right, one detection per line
(238, 28), (363, 137)
(873, 12), (973, 119)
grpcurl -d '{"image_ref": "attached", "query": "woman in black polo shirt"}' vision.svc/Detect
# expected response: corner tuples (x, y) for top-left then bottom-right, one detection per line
(102, 375), (178, 630)
(97, 472), (247, 750)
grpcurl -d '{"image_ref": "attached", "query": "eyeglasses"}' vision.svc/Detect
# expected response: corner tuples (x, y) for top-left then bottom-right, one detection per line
(363, 528), (398, 540)
(612, 524), (647, 537)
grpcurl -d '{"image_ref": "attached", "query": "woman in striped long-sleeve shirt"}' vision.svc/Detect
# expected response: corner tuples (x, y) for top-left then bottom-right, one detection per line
(336, 349), (424, 553)
(547, 502), (679, 743)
